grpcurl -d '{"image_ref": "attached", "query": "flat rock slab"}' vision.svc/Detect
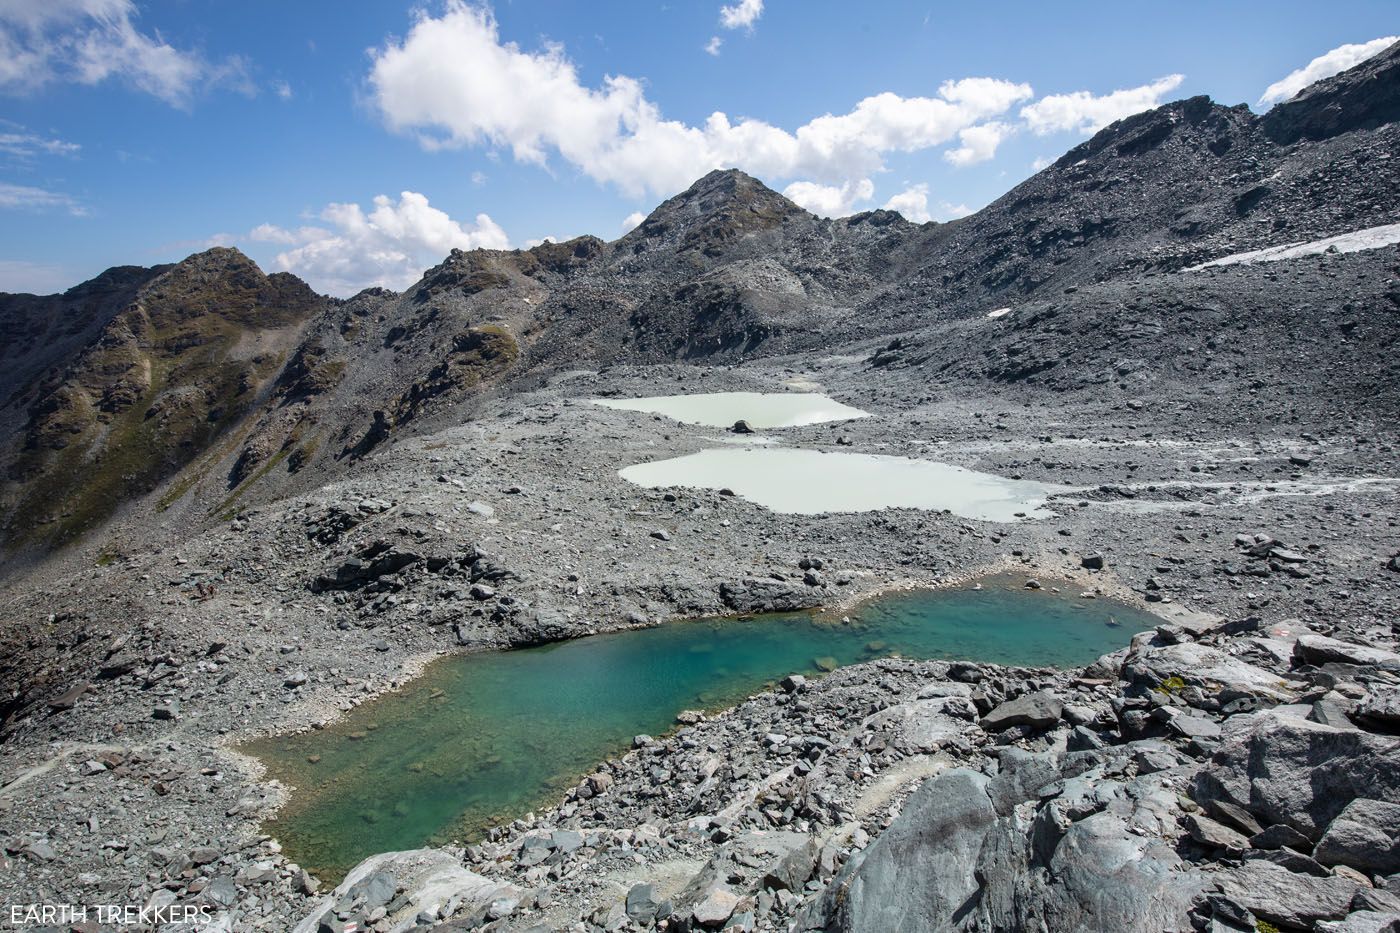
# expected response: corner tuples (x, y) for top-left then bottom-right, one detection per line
(1217, 860), (1357, 928)
(981, 691), (1063, 731)
(291, 848), (518, 933)
(1295, 633), (1400, 668)
(1124, 642), (1300, 701)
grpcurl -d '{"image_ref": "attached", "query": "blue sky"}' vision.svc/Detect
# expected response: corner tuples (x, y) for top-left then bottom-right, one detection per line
(0, 1), (1395, 296)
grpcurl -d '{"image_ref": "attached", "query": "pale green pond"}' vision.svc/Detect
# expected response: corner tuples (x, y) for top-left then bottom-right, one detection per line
(619, 447), (1058, 520)
(592, 391), (869, 428)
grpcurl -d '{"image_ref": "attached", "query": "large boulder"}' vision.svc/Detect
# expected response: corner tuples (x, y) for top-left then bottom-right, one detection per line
(1193, 713), (1400, 839)
(1215, 860), (1358, 928)
(1317, 912), (1400, 933)
(718, 578), (822, 613)
(980, 691), (1063, 731)
(1314, 799), (1400, 874)
(1356, 687), (1400, 728)
(810, 769), (997, 931)
(863, 696), (978, 753)
(1122, 643), (1300, 701)
(1294, 633), (1400, 669)
(291, 849), (518, 933)
(804, 765), (1203, 932)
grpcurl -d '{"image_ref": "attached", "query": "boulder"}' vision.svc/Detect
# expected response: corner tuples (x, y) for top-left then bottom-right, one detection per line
(47, 681), (88, 711)
(291, 848), (517, 933)
(1193, 713), (1400, 839)
(1123, 643), (1299, 701)
(865, 696), (977, 753)
(719, 578), (821, 613)
(811, 770), (996, 931)
(1183, 814), (1249, 851)
(1295, 634), (1400, 669)
(981, 691), (1063, 731)
(805, 767), (1205, 932)
(1216, 860), (1357, 928)
(691, 887), (740, 928)
(1314, 799), (1400, 874)
(625, 883), (661, 923)
(1357, 688), (1400, 728)
(1316, 912), (1400, 933)
(763, 838), (819, 892)
(1249, 823), (1313, 852)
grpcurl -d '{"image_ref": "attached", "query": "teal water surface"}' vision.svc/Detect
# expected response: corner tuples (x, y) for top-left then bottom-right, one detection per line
(246, 577), (1156, 878)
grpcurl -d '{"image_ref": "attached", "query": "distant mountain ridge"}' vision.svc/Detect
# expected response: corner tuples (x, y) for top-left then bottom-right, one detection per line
(1, 39), (1397, 560)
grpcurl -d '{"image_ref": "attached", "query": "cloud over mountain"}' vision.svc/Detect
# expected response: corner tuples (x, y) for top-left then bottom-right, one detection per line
(366, 2), (1033, 203)
(254, 191), (508, 297)
(1259, 35), (1397, 106)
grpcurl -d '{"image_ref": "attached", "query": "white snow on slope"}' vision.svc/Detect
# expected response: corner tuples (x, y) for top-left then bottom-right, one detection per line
(1186, 222), (1400, 270)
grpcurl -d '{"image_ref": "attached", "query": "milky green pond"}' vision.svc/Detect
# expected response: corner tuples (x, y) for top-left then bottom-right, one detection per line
(593, 391), (869, 428)
(247, 578), (1155, 880)
(620, 447), (1059, 521)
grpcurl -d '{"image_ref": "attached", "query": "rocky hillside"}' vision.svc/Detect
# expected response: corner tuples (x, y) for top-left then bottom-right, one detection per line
(0, 249), (324, 551)
(2, 42), (1397, 564)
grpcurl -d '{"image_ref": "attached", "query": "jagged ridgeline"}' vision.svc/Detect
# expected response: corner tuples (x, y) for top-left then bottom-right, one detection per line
(1, 40), (1398, 561)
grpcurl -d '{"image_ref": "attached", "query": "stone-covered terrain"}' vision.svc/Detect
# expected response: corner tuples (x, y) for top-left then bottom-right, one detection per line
(0, 40), (1398, 933)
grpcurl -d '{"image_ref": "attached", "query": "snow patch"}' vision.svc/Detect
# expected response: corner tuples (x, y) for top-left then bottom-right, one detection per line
(987, 308), (1012, 319)
(1186, 222), (1400, 270)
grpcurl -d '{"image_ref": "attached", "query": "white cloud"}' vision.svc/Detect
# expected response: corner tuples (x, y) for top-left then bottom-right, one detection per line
(273, 79), (292, 100)
(705, 36), (723, 56)
(719, 0), (763, 30)
(470, 170), (487, 184)
(366, 4), (1033, 200)
(943, 122), (1012, 167)
(880, 184), (972, 223)
(0, 181), (86, 214)
(0, 0), (249, 107)
(782, 178), (874, 217)
(255, 191), (510, 297)
(1020, 74), (1184, 136)
(622, 210), (647, 231)
(882, 183), (931, 223)
(0, 126), (80, 159)
(1031, 155), (1052, 171)
(247, 222), (302, 245)
(0, 258), (74, 293)
(1259, 36), (1397, 106)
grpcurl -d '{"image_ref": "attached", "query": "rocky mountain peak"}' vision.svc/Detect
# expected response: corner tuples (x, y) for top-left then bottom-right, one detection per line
(1263, 38), (1400, 143)
(624, 168), (807, 257)
(1054, 95), (1253, 170)
(639, 169), (801, 226)
(60, 264), (166, 299)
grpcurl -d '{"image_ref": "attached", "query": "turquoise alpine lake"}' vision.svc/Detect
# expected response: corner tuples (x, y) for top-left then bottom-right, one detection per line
(246, 577), (1157, 879)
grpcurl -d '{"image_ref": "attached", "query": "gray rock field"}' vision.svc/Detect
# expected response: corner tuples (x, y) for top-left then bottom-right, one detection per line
(1, 40), (1399, 933)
